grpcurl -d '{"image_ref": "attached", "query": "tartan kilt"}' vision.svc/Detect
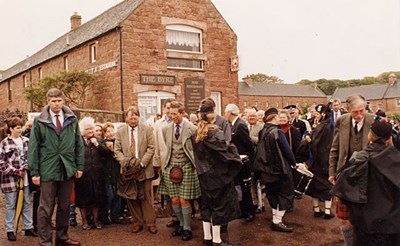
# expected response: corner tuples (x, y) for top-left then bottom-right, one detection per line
(336, 197), (349, 220)
(158, 161), (201, 200)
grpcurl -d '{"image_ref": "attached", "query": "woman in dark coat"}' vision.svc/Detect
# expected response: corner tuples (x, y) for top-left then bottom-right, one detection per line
(279, 110), (301, 154)
(192, 104), (242, 246)
(75, 117), (108, 229)
(305, 104), (335, 219)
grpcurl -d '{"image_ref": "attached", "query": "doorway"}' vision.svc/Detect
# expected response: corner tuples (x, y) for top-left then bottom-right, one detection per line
(138, 91), (175, 123)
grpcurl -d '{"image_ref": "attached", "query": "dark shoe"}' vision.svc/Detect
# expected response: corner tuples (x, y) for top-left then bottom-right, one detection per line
(131, 224), (143, 233)
(271, 222), (293, 233)
(171, 226), (183, 237)
(245, 214), (255, 222)
(166, 219), (180, 228)
(55, 238), (81, 246)
(324, 213), (335, 220)
(148, 225), (158, 234)
(181, 230), (192, 241)
(314, 211), (324, 218)
(213, 240), (232, 246)
(203, 239), (213, 246)
(7, 232), (16, 241)
(220, 223), (228, 233)
(24, 229), (38, 237)
(69, 219), (77, 227)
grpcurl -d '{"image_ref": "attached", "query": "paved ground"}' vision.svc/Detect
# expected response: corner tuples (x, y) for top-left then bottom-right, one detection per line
(0, 194), (343, 246)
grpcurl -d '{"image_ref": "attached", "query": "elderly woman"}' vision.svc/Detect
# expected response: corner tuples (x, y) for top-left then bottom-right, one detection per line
(192, 104), (242, 246)
(75, 117), (108, 230)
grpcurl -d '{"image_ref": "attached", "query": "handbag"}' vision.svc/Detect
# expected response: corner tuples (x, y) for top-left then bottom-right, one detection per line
(169, 166), (183, 184)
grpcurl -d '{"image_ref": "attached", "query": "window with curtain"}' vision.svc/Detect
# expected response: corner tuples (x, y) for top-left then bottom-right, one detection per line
(166, 25), (202, 53)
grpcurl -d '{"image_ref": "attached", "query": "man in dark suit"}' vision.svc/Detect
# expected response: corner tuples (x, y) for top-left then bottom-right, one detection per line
(331, 98), (347, 123)
(285, 105), (307, 136)
(329, 94), (374, 246)
(114, 106), (157, 234)
(224, 103), (255, 222)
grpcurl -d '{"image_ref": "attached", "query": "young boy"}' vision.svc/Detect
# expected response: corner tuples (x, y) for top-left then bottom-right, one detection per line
(0, 117), (37, 241)
(332, 120), (400, 245)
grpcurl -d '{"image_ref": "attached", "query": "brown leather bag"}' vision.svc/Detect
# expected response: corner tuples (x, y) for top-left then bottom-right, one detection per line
(169, 166), (183, 184)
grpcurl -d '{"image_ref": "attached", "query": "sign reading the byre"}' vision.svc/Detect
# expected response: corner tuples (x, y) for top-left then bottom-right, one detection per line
(185, 78), (205, 114)
(140, 74), (175, 85)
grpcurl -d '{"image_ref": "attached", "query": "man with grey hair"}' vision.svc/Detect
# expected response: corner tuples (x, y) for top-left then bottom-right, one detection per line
(256, 110), (265, 124)
(224, 103), (255, 222)
(329, 94), (374, 246)
(28, 88), (84, 246)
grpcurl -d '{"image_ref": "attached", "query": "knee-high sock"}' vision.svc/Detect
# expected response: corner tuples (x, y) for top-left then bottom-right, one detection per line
(341, 226), (354, 246)
(325, 200), (332, 214)
(202, 221), (212, 240)
(172, 207), (184, 227)
(212, 225), (222, 244)
(273, 210), (285, 224)
(312, 198), (320, 212)
(181, 206), (192, 231)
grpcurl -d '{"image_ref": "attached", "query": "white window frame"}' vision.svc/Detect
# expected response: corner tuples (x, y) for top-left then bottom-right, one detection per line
(210, 92), (222, 115)
(167, 58), (204, 71)
(90, 43), (97, 63)
(64, 56), (69, 71)
(38, 68), (43, 79)
(166, 25), (203, 54)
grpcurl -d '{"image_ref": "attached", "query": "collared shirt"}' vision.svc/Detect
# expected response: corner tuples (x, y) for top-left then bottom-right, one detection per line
(127, 124), (139, 158)
(231, 116), (239, 127)
(49, 110), (64, 128)
(174, 121), (183, 136)
(352, 118), (364, 133)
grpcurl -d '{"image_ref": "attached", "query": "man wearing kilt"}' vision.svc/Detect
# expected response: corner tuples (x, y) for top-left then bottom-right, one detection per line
(329, 94), (374, 246)
(158, 101), (201, 241)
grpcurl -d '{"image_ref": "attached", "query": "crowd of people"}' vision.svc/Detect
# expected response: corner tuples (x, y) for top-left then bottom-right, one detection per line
(0, 88), (399, 246)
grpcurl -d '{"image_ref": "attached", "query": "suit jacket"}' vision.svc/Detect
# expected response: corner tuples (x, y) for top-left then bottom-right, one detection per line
(162, 120), (197, 169)
(114, 122), (155, 180)
(329, 113), (374, 177)
(248, 122), (264, 145)
(231, 117), (254, 158)
(153, 115), (170, 168)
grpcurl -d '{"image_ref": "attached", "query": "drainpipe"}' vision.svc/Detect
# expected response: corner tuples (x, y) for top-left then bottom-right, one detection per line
(118, 27), (124, 116)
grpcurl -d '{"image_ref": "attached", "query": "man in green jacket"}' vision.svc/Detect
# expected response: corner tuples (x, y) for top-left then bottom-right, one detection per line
(28, 88), (84, 246)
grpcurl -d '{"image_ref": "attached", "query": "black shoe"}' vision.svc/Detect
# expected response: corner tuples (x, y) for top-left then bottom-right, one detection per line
(203, 239), (213, 246)
(313, 211), (324, 218)
(245, 214), (255, 222)
(171, 226), (183, 237)
(324, 213), (335, 220)
(220, 223), (228, 233)
(213, 240), (232, 246)
(181, 230), (192, 241)
(271, 222), (293, 233)
(25, 229), (38, 237)
(166, 220), (180, 228)
(7, 232), (16, 241)
(70, 219), (78, 227)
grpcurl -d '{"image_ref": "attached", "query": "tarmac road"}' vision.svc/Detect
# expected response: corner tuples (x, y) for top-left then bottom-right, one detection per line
(0, 194), (343, 246)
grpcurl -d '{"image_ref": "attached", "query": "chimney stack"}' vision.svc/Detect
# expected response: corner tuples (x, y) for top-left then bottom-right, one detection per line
(70, 12), (81, 30)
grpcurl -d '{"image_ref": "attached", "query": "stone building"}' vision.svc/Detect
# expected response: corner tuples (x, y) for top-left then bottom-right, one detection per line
(239, 80), (327, 112)
(0, 0), (239, 121)
(332, 78), (400, 113)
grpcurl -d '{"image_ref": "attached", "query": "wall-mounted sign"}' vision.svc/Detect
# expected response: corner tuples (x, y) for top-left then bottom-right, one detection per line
(140, 74), (175, 85)
(231, 55), (239, 72)
(86, 60), (117, 74)
(185, 78), (205, 114)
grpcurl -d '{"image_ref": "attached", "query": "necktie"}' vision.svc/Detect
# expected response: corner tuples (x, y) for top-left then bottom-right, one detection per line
(55, 115), (62, 134)
(354, 121), (358, 134)
(130, 128), (136, 158)
(334, 112), (338, 122)
(175, 124), (180, 140)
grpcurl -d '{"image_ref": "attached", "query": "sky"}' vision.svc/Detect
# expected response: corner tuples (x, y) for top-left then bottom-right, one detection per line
(0, 0), (399, 83)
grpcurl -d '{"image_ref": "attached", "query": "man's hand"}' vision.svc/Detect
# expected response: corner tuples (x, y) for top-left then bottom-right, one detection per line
(328, 176), (335, 185)
(75, 170), (83, 179)
(32, 176), (40, 186)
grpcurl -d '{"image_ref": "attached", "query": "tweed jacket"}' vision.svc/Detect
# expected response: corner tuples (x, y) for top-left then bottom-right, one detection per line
(114, 122), (155, 180)
(0, 136), (29, 193)
(329, 113), (375, 177)
(153, 115), (170, 168)
(161, 120), (197, 169)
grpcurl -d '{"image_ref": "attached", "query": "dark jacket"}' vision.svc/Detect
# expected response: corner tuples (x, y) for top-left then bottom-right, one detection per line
(253, 123), (296, 183)
(192, 127), (242, 190)
(331, 143), (400, 234)
(28, 105), (84, 182)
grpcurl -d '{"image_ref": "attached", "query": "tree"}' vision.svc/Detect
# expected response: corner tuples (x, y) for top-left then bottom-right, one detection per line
(245, 73), (283, 83)
(24, 70), (98, 110)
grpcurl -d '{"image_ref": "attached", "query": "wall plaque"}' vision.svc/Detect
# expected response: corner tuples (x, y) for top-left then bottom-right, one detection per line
(185, 78), (205, 114)
(140, 74), (175, 85)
